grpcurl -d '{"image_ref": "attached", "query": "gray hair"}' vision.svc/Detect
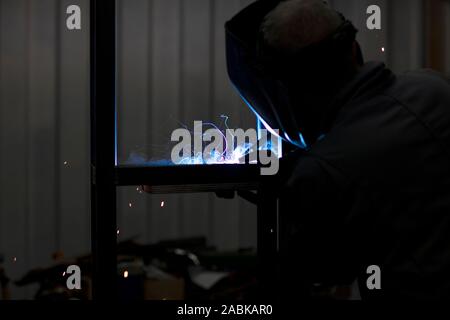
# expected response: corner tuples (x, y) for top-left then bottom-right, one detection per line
(261, 0), (343, 55)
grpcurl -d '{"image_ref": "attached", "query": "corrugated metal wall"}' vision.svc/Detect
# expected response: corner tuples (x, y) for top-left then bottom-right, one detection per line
(0, 0), (448, 299)
(0, 0), (91, 298)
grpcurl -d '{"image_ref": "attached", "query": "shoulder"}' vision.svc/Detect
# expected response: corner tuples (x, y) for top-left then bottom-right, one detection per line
(390, 69), (450, 101)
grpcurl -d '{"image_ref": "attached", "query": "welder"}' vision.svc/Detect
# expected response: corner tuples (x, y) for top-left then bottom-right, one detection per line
(226, 0), (450, 299)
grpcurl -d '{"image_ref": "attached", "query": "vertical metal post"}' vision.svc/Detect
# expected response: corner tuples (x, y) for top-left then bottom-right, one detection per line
(90, 0), (117, 300)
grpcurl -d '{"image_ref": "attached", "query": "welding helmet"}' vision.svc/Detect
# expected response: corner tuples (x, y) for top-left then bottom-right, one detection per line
(225, 0), (360, 148)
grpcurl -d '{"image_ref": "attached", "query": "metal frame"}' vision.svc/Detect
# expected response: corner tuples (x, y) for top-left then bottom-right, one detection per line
(90, 0), (279, 300)
(90, 0), (117, 300)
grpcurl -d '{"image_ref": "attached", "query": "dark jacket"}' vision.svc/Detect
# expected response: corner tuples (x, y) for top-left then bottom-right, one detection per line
(281, 62), (450, 299)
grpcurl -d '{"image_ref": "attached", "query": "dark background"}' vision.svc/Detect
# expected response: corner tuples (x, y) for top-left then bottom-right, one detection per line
(0, 0), (449, 299)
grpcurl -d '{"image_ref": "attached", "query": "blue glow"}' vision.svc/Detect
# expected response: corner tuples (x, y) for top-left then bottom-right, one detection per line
(298, 133), (308, 149)
(257, 118), (263, 140)
(175, 141), (255, 166)
(172, 115), (281, 165)
(235, 88), (308, 150)
(237, 92), (282, 139)
(127, 114), (283, 167)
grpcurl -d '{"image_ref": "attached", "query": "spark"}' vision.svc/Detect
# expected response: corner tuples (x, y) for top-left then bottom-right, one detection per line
(123, 270), (129, 278)
(142, 116), (281, 166)
(160, 201), (165, 208)
(128, 202), (133, 208)
(220, 114), (232, 132)
(197, 121), (229, 157)
(63, 272), (66, 277)
(381, 47), (385, 52)
(175, 136), (280, 165)
(117, 229), (120, 235)
(13, 257), (17, 263)
(63, 161), (68, 166)
(177, 142), (256, 166)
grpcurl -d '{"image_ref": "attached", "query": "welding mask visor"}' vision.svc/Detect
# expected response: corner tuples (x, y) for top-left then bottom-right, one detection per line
(225, 0), (358, 148)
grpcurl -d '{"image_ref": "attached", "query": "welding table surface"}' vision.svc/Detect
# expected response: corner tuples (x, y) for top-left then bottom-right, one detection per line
(115, 164), (269, 193)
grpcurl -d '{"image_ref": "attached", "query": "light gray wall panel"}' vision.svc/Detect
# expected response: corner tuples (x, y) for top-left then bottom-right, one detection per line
(0, 0), (30, 299)
(387, 0), (424, 72)
(28, 0), (57, 270)
(117, 0), (150, 243)
(148, 0), (183, 242)
(59, 0), (90, 257)
(178, 0), (212, 241)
